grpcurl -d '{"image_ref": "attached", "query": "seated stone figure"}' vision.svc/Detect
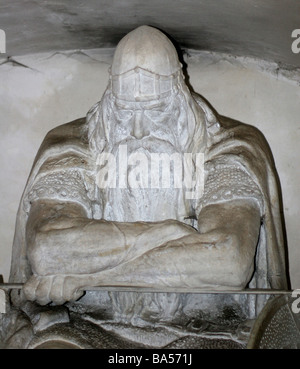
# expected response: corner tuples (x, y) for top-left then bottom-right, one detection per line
(10, 26), (288, 309)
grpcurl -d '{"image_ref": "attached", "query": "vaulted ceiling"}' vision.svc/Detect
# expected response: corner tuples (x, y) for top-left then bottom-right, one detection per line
(1, 0), (300, 69)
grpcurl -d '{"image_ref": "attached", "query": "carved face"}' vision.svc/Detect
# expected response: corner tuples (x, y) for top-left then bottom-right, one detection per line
(88, 27), (202, 156)
(108, 26), (184, 149)
(110, 93), (180, 146)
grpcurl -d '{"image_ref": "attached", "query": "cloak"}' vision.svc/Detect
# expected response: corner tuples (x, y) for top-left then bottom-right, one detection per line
(9, 118), (91, 284)
(195, 95), (288, 292)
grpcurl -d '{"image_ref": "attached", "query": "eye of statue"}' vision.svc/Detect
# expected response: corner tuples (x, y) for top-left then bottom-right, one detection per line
(144, 110), (171, 120)
(115, 110), (133, 121)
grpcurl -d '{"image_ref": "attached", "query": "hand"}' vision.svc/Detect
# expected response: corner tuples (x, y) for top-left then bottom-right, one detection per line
(23, 274), (85, 305)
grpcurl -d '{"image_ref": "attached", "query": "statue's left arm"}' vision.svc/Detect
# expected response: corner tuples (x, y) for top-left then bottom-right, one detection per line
(81, 197), (261, 290)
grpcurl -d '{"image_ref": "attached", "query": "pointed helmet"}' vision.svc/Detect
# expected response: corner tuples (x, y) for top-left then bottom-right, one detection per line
(110, 26), (183, 101)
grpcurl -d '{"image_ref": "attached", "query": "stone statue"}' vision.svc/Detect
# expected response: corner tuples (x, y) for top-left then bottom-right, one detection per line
(3, 26), (288, 348)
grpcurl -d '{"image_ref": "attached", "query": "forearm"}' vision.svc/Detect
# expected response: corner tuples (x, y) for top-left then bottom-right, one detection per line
(86, 199), (262, 289)
(27, 212), (195, 276)
(86, 238), (251, 289)
(28, 219), (129, 275)
(197, 198), (261, 260)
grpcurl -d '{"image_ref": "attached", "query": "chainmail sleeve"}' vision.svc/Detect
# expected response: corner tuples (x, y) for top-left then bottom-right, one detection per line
(25, 153), (93, 218)
(196, 160), (264, 216)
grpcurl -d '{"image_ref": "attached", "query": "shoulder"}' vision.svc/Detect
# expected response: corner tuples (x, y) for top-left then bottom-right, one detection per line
(218, 115), (274, 161)
(24, 118), (94, 215)
(31, 118), (91, 169)
(219, 115), (266, 140)
(41, 118), (88, 151)
(23, 118), (92, 201)
(192, 91), (268, 145)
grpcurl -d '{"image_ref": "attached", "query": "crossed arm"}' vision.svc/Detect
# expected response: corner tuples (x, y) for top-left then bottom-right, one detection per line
(24, 197), (261, 305)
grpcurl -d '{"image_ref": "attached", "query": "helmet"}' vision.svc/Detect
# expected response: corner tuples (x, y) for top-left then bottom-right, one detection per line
(110, 26), (182, 102)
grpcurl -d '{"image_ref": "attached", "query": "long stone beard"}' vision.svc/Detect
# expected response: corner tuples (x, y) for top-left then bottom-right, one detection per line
(108, 134), (186, 190)
(91, 90), (202, 222)
(97, 136), (194, 223)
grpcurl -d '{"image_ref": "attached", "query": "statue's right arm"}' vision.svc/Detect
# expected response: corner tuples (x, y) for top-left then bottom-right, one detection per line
(26, 199), (128, 276)
(24, 198), (197, 304)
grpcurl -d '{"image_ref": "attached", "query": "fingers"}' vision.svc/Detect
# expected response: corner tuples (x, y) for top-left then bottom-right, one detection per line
(63, 276), (84, 302)
(23, 275), (53, 305)
(23, 274), (84, 305)
(49, 275), (66, 305)
(23, 275), (41, 301)
(35, 276), (53, 305)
